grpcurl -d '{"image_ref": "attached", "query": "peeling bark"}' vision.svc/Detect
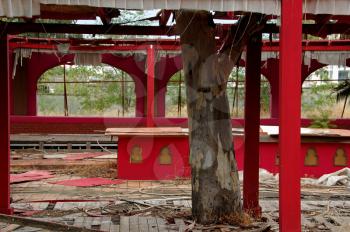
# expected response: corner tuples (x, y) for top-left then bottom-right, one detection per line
(176, 11), (264, 224)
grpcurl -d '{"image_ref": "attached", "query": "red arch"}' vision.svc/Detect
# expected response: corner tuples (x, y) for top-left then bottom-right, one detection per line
(25, 52), (147, 116)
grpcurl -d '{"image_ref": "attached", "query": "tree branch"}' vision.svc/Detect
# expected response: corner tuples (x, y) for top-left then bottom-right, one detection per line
(216, 13), (267, 93)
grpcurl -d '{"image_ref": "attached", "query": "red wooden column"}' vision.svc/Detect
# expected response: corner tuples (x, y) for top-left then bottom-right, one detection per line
(27, 76), (37, 116)
(267, 62), (280, 119)
(156, 87), (166, 117)
(243, 33), (262, 217)
(279, 0), (302, 231)
(146, 45), (155, 127)
(0, 35), (13, 214)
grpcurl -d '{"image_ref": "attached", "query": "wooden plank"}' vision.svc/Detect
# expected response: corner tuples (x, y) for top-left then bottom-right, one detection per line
(260, 125), (350, 138)
(120, 216), (130, 232)
(90, 217), (102, 231)
(129, 216), (139, 232)
(12, 226), (41, 232)
(173, 200), (184, 207)
(138, 217), (149, 232)
(1, 224), (22, 232)
(156, 217), (169, 232)
(0, 214), (97, 232)
(99, 216), (111, 232)
(73, 216), (84, 228)
(146, 217), (158, 232)
(83, 217), (94, 229)
(174, 218), (186, 232)
(109, 223), (120, 232)
(105, 127), (188, 137)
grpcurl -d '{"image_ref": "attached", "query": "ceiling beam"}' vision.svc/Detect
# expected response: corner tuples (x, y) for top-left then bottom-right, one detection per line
(1, 22), (349, 36)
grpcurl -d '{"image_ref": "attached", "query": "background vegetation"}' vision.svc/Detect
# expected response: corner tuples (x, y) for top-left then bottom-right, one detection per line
(37, 64), (348, 124)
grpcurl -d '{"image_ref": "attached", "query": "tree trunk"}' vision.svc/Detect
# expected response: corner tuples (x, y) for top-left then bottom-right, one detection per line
(176, 11), (264, 224)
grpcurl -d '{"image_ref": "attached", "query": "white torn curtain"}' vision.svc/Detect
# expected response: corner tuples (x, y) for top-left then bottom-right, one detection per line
(11, 48), (147, 78)
(241, 51), (279, 63)
(1, 0), (350, 17)
(304, 51), (350, 67)
(12, 47), (32, 79)
(74, 53), (101, 66)
(242, 51), (350, 67)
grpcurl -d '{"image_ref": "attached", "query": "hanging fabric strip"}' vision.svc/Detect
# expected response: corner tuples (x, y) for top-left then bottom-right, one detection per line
(12, 48), (32, 79)
(74, 53), (102, 66)
(304, 51), (350, 67)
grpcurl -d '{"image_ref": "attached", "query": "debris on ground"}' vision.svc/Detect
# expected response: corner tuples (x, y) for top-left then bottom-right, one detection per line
(63, 152), (107, 160)
(6, 150), (350, 231)
(317, 167), (350, 186)
(58, 161), (117, 178)
(51, 177), (125, 187)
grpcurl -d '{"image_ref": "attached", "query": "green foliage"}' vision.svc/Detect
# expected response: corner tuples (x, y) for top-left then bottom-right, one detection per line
(309, 111), (336, 129)
(38, 65), (135, 116)
(302, 69), (336, 120)
(260, 76), (271, 114)
(165, 70), (186, 116)
(302, 67), (339, 128)
(334, 80), (350, 103)
(165, 67), (271, 118)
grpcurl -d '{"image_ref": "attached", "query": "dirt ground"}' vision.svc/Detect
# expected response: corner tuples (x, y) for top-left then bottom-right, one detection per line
(2, 149), (350, 231)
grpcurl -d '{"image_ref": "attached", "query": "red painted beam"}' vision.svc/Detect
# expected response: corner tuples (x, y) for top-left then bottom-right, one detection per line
(10, 116), (147, 134)
(9, 35), (350, 47)
(10, 116), (350, 134)
(0, 35), (13, 214)
(279, 0), (303, 231)
(243, 33), (262, 217)
(146, 45), (155, 127)
(9, 37), (350, 52)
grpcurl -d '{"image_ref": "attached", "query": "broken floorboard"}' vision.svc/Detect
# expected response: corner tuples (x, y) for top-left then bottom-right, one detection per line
(4, 198), (350, 231)
(0, 215), (271, 232)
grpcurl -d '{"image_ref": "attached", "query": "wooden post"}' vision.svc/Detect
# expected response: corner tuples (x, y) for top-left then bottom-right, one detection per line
(268, 64), (280, 119)
(279, 0), (302, 231)
(0, 35), (13, 214)
(243, 33), (262, 217)
(146, 45), (155, 127)
(27, 75), (37, 116)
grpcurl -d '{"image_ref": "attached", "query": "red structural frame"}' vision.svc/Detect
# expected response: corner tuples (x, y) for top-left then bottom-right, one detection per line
(279, 0), (303, 230)
(0, 36), (13, 215)
(146, 45), (155, 127)
(243, 34), (262, 216)
(2, 3), (350, 231)
(8, 37), (350, 118)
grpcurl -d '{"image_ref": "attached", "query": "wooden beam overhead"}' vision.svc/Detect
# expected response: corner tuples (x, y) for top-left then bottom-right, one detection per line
(0, 22), (349, 36)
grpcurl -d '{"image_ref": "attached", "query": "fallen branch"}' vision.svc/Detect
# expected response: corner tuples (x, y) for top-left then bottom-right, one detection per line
(138, 189), (190, 197)
(119, 198), (158, 208)
(125, 206), (156, 216)
(0, 213), (101, 232)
